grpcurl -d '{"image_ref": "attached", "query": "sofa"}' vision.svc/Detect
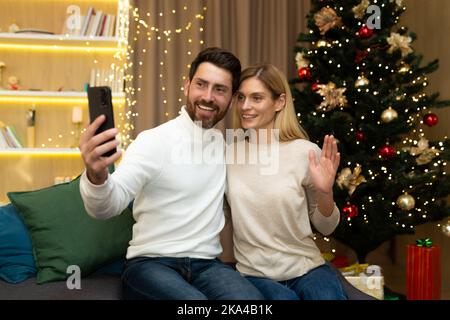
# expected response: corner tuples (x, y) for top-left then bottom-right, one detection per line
(0, 177), (376, 300)
(0, 262), (375, 300)
(0, 274), (121, 300)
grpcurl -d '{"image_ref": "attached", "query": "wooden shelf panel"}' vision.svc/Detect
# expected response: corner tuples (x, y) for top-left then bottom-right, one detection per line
(0, 32), (125, 48)
(0, 148), (81, 156)
(0, 90), (125, 99)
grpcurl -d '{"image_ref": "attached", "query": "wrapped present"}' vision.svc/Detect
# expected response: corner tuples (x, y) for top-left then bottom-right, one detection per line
(406, 238), (441, 300)
(340, 263), (369, 276)
(342, 264), (384, 300)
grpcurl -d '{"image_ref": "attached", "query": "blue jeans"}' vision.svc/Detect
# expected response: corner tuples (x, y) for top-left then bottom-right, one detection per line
(122, 257), (264, 300)
(246, 263), (347, 300)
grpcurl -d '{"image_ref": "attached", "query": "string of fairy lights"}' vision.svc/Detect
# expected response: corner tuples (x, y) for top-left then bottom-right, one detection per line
(36, 1), (207, 150)
(123, 2), (207, 137)
(37, 0), (130, 149)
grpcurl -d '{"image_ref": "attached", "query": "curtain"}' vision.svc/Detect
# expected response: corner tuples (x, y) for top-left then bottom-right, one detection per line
(128, 0), (310, 135)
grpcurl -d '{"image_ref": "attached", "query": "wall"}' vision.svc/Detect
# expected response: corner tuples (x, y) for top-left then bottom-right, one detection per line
(393, 0), (450, 299)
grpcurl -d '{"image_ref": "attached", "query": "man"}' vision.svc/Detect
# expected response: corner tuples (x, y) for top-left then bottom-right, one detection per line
(79, 47), (263, 300)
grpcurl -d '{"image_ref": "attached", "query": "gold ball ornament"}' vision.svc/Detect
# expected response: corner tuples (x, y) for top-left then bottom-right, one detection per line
(355, 75), (369, 87)
(399, 64), (410, 74)
(396, 193), (415, 211)
(442, 220), (450, 237)
(316, 40), (328, 48)
(381, 107), (398, 123)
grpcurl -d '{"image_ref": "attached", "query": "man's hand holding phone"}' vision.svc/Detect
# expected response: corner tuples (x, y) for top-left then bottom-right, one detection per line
(79, 115), (122, 185)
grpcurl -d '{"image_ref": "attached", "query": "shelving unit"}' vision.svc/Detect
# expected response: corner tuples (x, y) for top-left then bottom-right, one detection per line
(0, 0), (129, 203)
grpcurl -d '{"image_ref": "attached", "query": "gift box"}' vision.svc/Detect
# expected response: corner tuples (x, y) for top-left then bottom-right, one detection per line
(406, 240), (441, 300)
(342, 264), (384, 300)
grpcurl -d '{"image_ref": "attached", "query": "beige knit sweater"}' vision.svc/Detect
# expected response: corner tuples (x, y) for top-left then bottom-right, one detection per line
(226, 138), (340, 281)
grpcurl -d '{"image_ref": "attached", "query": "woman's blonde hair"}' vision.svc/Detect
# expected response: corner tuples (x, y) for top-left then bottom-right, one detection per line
(232, 63), (309, 142)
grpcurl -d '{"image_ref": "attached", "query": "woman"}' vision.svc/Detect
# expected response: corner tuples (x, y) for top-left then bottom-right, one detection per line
(225, 63), (347, 300)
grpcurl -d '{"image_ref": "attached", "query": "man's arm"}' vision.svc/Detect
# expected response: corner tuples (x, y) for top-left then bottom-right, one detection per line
(79, 119), (164, 220)
(79, 115), (125, 219)
(79, 114), (121, 185)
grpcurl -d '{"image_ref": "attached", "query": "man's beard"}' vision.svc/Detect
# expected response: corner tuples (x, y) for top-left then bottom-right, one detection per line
(186, 99), (222, 129)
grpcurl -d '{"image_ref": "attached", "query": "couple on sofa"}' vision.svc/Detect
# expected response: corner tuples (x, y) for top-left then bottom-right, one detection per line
(79, 47), (346, 300)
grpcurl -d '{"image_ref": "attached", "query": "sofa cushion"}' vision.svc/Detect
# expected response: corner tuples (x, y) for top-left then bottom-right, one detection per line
(7, 176), (135, 284)
(0, 204), (37, 283)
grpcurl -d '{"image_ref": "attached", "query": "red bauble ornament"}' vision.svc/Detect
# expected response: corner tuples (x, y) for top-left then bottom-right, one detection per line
(311, 82), (319, 91)
(343, 204), (359, 218)
(423, 113), (439, 127)
(379, 145), (396, 159)
(298, 67), (312, 81)
(358, 25), (374, 39)
(356, 130), (365, 141)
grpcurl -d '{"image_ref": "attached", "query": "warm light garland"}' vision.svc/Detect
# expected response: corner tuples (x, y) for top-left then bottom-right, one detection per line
(124, 2), (208, 132)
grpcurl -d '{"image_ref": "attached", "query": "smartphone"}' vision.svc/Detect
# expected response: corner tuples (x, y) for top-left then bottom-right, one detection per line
(87, 86), (117, 157)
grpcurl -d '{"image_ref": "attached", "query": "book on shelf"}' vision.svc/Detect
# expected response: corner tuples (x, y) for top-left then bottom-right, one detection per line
(0, 122), (23, 149)
(60, 6), (117, 37)
(80, 6), (94, 36)
(97, 14), (108, 37)
(0, 128), (8, 149)
(88, 10), (103, 37)
(108, 15), (116, 37)
(72, 6), (116, 37)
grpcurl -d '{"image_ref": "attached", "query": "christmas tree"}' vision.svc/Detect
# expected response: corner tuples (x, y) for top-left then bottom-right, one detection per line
(291, 0), (450, 262)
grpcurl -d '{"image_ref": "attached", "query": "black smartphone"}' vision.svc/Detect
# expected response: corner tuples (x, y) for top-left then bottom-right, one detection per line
(87, 86), (117, 157)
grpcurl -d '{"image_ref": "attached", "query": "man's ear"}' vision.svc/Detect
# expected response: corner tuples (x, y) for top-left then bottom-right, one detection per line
(275, 93), (286, 112)
(183, 79), (190, 97)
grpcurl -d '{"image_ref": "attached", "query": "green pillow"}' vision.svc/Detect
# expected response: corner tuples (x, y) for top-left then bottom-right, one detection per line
(7, 176), (135, 284)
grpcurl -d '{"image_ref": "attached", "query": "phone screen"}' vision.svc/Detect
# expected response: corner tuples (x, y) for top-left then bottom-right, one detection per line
(87, 86), (117, 157)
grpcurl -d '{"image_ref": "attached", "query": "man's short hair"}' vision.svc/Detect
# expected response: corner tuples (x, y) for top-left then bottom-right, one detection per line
(189, 47), (241, 94)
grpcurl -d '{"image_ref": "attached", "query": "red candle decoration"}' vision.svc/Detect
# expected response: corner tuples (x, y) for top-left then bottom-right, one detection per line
(298, 67), (312, 81)
(423, 113), (439, 127)
(379, 145), (396, 159)
(358, 25), (374, 39)
(343, 203), (359, 218)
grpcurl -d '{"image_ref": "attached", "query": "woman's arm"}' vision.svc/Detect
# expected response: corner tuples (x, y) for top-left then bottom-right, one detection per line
(308, 134), (341, 217)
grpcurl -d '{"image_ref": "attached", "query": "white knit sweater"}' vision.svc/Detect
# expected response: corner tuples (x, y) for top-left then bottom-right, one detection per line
(80, 107), (226, 260)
